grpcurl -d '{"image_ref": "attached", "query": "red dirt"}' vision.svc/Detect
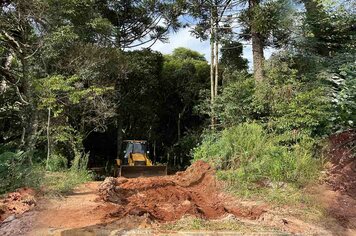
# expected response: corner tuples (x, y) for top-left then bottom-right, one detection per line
(325, 129), (356, 198)
(0, 188), (36, 222)
(34, 182), (118, 229)
(320, 129), (356, 230)
(99, 160), (266, 222)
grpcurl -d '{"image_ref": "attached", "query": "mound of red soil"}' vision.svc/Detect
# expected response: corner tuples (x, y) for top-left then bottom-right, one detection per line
(0, 188), (36, 222)
(326, 129), (356, 198)
(99, 161), (266, 222)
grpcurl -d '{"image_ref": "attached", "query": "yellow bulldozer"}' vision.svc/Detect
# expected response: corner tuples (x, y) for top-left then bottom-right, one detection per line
(115, 140), (167, 178)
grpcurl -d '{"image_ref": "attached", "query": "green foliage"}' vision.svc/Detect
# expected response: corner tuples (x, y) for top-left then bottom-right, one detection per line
(220, 41), (248, 71)
(238, 0), (293, 47)
(194, 123), (321, 186)
(0, 150), (43, 194)
(70, 151), (89, 171)
(211, 57), (332, 141)
(301, 0), (355, 56)
(1, 0), (354, 202)
(253, 56), (331, 140)
(171, 47), (206, 61)
(46, 153), (68, 171)
(40, 170), (92, 195)
(0, 148), (92, 195)
(324, 54), (356, 129)
(214, 72), (254, 125)
(155, 48), (209, 164)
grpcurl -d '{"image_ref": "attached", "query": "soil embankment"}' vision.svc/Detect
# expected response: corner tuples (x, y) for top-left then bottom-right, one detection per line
(99, 160), (266, 221)
(323, 130), (356, 229)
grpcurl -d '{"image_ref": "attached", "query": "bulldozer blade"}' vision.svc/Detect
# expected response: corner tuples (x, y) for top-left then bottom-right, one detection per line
(119, 165), (167, 178)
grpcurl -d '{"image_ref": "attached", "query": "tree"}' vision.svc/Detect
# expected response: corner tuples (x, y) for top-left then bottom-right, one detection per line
(188, 0), (235, 127)
(159, 48), (209, 167)
(43, 0), (185, 158)
(94, 0), (184, 156)
(220, 40), (248, 72)
(238, 0), (293, 81)
(291, 0), (355, 131)
(170, 47), (206, 61)
(95, 0), (184, 48)
(300, 0), (355, 57)
(0, 0), (47, 163)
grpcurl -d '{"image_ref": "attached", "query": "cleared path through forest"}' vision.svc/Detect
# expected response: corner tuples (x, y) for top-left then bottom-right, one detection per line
(0, 161), (355, 235)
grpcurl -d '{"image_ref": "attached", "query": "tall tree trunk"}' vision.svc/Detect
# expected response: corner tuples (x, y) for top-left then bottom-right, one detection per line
(249, 0), (264, 81)
(153, 140), (156, 164)
(115, 78), (124, 159)
(177, 105), (187, 142)
(21, 55), (38, 165)
(116, 115), (123, 158)
(178, 112), (181, 142)
(214, 24), (219, 97)
(46, 107), (51, 169)
(20, 127), (26, 147)
(210, 13), (215, 128)
(25, 109), (38, 165)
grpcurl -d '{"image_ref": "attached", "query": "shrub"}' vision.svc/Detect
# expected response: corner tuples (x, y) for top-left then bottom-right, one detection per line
(41, 169), (92, 195)
(213, 72), (255, 126)
(0, 150), (43, 194)
(193, 123), (321, 186)
(70, 151), (89, 171)
(0, 148), (92, 195)
(46, 153), (68, 171)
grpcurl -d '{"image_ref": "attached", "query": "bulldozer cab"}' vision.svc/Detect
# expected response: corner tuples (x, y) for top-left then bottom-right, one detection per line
(124, 141), (148, 158)
(122, 140), (150, 165)
(116, 140), (167, 178)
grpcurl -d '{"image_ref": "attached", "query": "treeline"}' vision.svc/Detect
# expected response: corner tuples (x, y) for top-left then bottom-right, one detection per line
(194, 0), (355, 193)
(0, 0), (355, 193)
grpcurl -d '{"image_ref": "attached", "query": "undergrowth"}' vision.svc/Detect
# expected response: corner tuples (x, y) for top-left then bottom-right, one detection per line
(194, 123), (322, 185)
(193, 123), (323, 208)
(0, 149), (92, 195)
(41, 169), (92, 196)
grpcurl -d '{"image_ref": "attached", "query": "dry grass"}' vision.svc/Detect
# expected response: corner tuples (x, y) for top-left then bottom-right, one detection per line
(161, 215), (283, 233)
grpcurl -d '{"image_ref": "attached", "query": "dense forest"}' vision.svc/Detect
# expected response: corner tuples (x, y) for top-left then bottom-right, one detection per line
(0, 0), (355, 195)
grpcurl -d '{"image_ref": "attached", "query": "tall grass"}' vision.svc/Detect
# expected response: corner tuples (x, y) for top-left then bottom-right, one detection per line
(0, 149), (92, 195)
(194, 123), (321, 187)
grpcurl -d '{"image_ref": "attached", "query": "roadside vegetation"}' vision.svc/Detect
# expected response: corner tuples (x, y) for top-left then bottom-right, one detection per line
(191, 0), (355, 207)
(0, 149), (92, 195)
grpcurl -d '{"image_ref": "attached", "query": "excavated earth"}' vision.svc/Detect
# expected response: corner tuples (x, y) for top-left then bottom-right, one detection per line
(0, 188), (36, 222)
(98, 160), (266, 222)
(322, 129), (356, 229)
(326, 129), (356, 198)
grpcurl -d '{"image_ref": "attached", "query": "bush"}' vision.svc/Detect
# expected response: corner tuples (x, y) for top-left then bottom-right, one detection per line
(46, 153), (68, 171)
(70, 151), (89, 171)
(41, 169), (92, 195)
(213, 72), (255, 126)
(255, 59), (331, 138)
(193, 123), (321, 186)
(0, 150), (43, 194)
(0, 148), (92, 195)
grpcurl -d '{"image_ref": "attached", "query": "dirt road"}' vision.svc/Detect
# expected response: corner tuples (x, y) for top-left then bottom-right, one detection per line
(1, 160), (355, 235)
